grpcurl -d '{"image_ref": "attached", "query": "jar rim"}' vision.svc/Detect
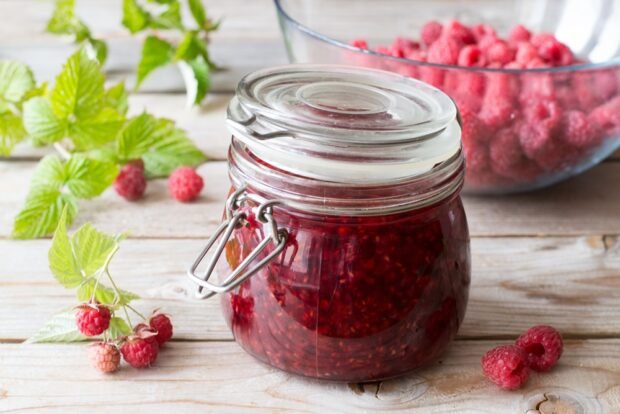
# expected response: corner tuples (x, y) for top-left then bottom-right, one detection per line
(227, 64), (463, 185)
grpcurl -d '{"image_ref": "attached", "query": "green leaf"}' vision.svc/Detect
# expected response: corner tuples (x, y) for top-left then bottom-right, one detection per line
(64, 155), (118, 199)
(25, 310), (87, 343)
(22, 97), (67, 146)
(0, 112), (27, 156)
(48, 207), (82, 288)
(174, 31), (205, 61)
(86, 145), (118, 165)
(136, 36), (174, 89)
(20, 82), (49, 103)
(179, 55), (210, 105)
(122, 0), (150, 33)
(150, 1), (183, 30)
(104, 82), (129, 115)
(117, 113), (158, 161)
(107, 317), (132, 340)
(71, 223), (118, 277)
(12, 188), (77, 239)
(68, 107), (125, 150)
(50, 48), (104, 119)
(30, 154), (67, 189)
(46, 0), (76, 34)
(143, 118), (206, 177)
(77, 281), (139, 307)
(87, 38), (108, 64)
(188, 0), (207, 28)
(0, 61), (35, 103)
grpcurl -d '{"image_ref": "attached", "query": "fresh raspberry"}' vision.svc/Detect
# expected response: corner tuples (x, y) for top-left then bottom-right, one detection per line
(471, 23), (496, 41)
(590, 96), (620, 135)
(523, 98), (562, 131)
(508, 24), (531, 44)
(88, 342), (120, 374)
(420, 21), (442, 46)
(75, 304), (111, 337)
(526, 58), (551, 69)
(114, 163), (147, 201)
(486, 40), (516, 65)
(350, 38), (368, 49)
(168, 167), (204, 202)
(120, 337), (159, 368)
(518, 122), (554, 160)
(443, 20), (476, 45)
(530, 33), (557, 48)
(427, 36), (461, 65)
(391, 37), (419, 56)
(149, 313), (173, 345)
(457, 45), (486, 67)
(515, 42), (539, 65)
(479, 96), (516, 129)
(477, 34), (499, 51)
(560, 110), (602, 148)
(515, 325), (563, 372)
(490, 127), (524, 177)
(538, 39), (574, 66)
(481, 345), (530, 390)
(459, 108), (487, 146)
(418, 66), (444, 89)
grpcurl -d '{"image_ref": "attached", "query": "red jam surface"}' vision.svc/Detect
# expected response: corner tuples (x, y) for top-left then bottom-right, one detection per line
(218, 190), (470, 381)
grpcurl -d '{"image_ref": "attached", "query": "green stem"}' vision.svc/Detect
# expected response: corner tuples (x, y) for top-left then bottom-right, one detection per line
(126, 304), (146, 321)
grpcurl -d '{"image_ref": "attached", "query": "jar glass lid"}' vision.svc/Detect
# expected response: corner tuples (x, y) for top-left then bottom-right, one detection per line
(227, 64), (462, 184)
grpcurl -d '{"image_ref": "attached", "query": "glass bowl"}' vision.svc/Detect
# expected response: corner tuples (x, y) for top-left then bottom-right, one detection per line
(274, 0), (620, 193)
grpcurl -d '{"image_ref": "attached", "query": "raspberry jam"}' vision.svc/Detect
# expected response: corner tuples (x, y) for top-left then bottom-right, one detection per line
(190, 65), (471, 381)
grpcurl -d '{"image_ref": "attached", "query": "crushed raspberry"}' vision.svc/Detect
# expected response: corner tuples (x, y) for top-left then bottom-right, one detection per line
(420, 21), (442, 46)
(515, 325), (563, 372)
(482, 345), (530, 390)
(350, 20), (620, 191)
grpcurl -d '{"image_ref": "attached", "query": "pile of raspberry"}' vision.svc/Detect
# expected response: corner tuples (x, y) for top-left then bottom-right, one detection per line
(351, 21), (620, 191)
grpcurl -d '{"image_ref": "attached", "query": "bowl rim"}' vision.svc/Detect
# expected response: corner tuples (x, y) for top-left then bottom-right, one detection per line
(274, 0), (620, 73)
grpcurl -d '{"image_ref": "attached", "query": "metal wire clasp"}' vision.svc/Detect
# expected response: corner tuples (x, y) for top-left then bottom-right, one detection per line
(187, 186), (288, 299)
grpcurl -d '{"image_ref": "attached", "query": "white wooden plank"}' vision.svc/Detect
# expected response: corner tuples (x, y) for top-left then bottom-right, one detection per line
(2, 161), (620, 238)
(0, 236), (618, 341)
(0, 340), (618, 413)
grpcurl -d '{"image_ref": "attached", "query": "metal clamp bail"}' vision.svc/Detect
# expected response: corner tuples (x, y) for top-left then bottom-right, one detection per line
(187, 186), (288, 299)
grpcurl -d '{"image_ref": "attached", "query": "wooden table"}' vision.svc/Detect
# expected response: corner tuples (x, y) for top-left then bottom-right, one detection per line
(1, 1), (619, 412)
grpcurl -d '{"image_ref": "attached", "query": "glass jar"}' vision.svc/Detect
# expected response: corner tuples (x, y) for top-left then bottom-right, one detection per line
(188, 65), (471, 382)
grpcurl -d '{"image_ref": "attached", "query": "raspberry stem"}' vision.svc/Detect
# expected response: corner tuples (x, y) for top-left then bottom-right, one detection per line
(126, 304), (146, 321)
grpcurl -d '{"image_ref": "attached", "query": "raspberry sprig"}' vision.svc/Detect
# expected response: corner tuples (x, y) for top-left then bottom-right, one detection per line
(28, 207), (174, 374)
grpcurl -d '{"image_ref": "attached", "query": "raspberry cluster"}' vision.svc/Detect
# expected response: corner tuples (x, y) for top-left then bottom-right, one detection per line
(351, 21), (620, 191)
(75, 304), (174, 373)
(481, 325), (563, 390)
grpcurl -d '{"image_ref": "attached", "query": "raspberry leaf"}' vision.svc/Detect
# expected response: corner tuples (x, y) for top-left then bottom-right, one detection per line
(149, 1), (183, 30)
(48, 207), (82, 288)
(103, 82), (129, 116)
(107, 317), (133, 340)
(67, 106), (125, 150)
(25, 309), (87, 343)
(0, 61), (35, 104)
(22, 97), (67, 146)
(136, 36), (175, 89)
(142, 118), (206, 177)
(50, 48), (104, 120)
(46, 0), (89, 38)
(178, 55), (210, 106)
(12, 188), (78, 239)
(77, 281), (139, 307)
(116, 113), (159, 161)
(122, 0), (150, 34)
(64, 155), (119, 199)
(0, 112), (27, 156)
(30, 154), (67, 188)
(187, 0), (207, 28)
(87, 38), (108, 65)
(71, 223), (118, 278)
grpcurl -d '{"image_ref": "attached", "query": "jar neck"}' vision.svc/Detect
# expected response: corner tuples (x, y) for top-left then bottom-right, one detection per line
(228, 136), (465, 217)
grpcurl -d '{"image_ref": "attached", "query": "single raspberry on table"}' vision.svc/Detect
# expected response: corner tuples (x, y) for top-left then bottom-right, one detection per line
(149, 313), (174, 345)
(515, 325), (563, 372)
(120, 336), (159, 368)
(481, 345), (530, 390)
(114, 162), (147, 201)
(75, 303), (111, 337)
(420, 21), (443, 46)
(168, 166), (204, 202)
(88, 342), (120, 374)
